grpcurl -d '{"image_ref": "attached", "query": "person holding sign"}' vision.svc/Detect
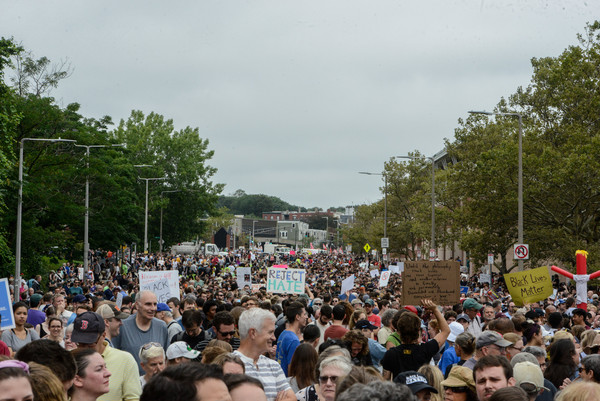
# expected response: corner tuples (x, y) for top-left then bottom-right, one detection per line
(381, 299), (450, 380)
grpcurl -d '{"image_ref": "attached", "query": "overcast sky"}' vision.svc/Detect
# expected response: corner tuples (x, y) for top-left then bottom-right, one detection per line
(1, 1), (595, 210)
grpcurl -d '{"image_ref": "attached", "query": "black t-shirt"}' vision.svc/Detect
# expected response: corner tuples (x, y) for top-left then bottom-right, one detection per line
(381, 339), (440, 377)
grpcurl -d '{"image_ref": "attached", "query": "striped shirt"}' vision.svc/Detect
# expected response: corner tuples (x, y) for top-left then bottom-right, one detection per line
(234, 350), (291, 401)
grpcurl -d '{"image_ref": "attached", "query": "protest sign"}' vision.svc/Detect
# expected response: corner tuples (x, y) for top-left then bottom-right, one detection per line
(401, 261), (460, 305)
(116, 292), (124, 309)
(479, 273), (491, 284)
(504, 266), (553, 306)
(139, 270), (180, 300)
(379, 270), (391, 287)
(251, 283), (262, 293)
(0, 279), (15, 330)
(267, 267), (306, 294)
(369, 269), (380, 278)
(236, 267), (252, 289)
(341, 275), (355, 295)
(78, 268), (84, 281)
(140, 278), (171, 303)
(460, 286), (469, 294)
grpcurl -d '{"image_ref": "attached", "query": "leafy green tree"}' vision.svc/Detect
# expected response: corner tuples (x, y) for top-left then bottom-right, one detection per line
(0, 38), (24, 271)
(112, 111), (223, 247)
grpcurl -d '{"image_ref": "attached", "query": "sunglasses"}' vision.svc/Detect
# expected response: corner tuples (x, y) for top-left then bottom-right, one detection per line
(319, 375), (338, 384)
(141, 342), (162, 351)
(219, 331), (236, 337)
(444, 386), (469, 393)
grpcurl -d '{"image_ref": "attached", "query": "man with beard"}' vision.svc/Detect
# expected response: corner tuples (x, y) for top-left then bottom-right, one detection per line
(275, 302), (308, 376)
(310, 304), (332, 346)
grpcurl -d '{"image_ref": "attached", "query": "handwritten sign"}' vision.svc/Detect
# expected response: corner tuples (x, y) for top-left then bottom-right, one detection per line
(236, 267), (252, 289)
(266, 267), (306, 294)
(139, 270), (180, 300)
(341, 275), (355, 295)
(504, 266), (553, 306)
(369, 269), (380, 278)
(401, 261), (460, 305)
(0, 279), (15, 330)
(379, 271), (391, 287)
(140, 278), (171, 303)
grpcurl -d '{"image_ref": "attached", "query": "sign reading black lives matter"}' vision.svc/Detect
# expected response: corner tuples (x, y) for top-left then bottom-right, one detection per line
(401, 261), (460, 306)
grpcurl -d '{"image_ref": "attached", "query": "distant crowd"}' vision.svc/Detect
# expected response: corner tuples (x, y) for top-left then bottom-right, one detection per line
(2, 248), (600, 401)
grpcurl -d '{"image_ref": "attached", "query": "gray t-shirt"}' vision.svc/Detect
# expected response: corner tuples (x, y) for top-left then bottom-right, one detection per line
(112, 315), (169, 374)
(1, 328), (40, 352)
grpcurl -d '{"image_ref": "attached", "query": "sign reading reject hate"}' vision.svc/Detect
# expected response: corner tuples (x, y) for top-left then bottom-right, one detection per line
(267, 266), (306, 294)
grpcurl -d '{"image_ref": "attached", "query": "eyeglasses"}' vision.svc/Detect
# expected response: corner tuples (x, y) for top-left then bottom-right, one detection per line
(319, 375), (338, 384)
(444, 386), (469, 393)
(509, 345), (523, 352)
(219, 330), (236, 337)
(314, 303), (322, 306)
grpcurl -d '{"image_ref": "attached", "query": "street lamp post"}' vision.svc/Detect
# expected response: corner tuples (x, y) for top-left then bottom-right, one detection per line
(75, 143), (125, 272)
(469, 110), (524, 270)
(252, 220), (258, 249)
(396, 155), (436, 259)
(322, 216), (329, 246)
(15, 138), (76, 298)
(359, 171), (388, 258)
(136, 174), (166, 253)
(159, 190), (182, 254)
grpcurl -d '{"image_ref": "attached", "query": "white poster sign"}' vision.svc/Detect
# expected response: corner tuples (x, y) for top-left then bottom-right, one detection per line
(139, 270), (180, 300)
(379, 271), (391, 287)
(140, 278), (171, 303)
(236, 267), (252, 289)
(341, 275), (355, 295)
(369, 269), (380, 278)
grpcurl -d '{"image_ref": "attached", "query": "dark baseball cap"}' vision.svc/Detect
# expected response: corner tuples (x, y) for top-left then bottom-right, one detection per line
(355, 319), (377, 331)
(73, 294), (87, 303)
(394, 371), (438, 394)
(72, 312), (105, 344)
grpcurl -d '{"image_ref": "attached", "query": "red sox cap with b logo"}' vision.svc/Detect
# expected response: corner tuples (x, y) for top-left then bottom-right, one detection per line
(72, 312), (106, 344)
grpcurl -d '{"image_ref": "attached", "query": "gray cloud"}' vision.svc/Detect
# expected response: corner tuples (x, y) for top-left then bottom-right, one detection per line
(1, 0), (594, 208)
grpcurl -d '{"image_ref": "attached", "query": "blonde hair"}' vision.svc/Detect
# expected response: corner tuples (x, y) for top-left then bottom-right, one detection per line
(29, 362), (68, 401)
(555, 381), (600, 401)
(418, 364), (444, 401)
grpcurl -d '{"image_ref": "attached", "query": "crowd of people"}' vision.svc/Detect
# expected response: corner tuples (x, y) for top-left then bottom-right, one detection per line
(3, 248), (600, 401)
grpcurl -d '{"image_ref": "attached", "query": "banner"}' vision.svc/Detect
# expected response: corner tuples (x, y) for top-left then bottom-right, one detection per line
(379, 270), (391, 287)
(0, 279), (15, 330)
(139, 270), (180, 300)
(236, 267), (252, 290)
(504, 266), (553, 306)
(401, 261), (460, 305)
(266, 267), (306, 294)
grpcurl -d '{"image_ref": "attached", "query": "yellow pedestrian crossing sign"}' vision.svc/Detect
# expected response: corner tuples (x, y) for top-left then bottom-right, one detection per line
(364, 243), (371, 253)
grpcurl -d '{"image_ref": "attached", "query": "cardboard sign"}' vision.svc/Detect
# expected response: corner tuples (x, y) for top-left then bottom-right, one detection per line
(266, 268), (306, 294)
(236, 267), (252, 289)
(139, 270), (180, 300)
(0, 279), (15, 330)
(401, 261), (460, 305)
(341, 275), (355, 295)
(379, 271), (391, 287)
(504, 266), (553, 306)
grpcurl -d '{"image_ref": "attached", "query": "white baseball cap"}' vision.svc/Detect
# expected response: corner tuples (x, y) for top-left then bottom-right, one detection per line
(166, 341), (200, 360)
